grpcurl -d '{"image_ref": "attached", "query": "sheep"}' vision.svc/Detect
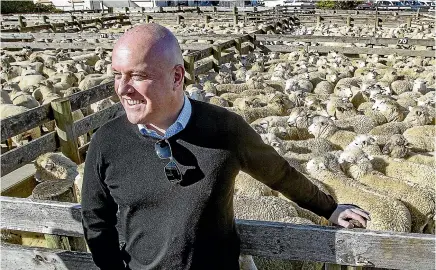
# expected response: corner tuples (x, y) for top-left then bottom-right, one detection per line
(74, 163), (85, 203)
(34, 152), (78, 182)
(9, 90), (39, 109)
(236, 94), (293, 124)
(286, 107), (317, 140)
(390, 80), (411, 95)
(402, 125), (435, 152)
(382, 134), (411, 158)
(370, 155), (435, 196)
(235, 171), (275, 198)
(369, 106), (432, 145)
(345, 134), (382, 157)
(10, 74), (46, 92)
(306, 153), (412, 232)
(308, 116), (357, 150)
(338, 147), (434, 233)
(334, 115), (377, 134)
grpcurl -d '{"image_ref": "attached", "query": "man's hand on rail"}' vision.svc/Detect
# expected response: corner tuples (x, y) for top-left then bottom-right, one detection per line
(328, 204), (371, 229)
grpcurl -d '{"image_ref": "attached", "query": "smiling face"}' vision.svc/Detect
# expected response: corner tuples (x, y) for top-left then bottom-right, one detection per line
(111, 24), (184, 128)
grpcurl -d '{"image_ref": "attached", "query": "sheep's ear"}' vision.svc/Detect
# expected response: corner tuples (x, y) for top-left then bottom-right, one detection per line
(405, 142), (412, 148)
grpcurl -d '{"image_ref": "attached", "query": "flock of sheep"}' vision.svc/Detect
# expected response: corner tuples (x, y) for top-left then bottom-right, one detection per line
(1, 12), (435, 270)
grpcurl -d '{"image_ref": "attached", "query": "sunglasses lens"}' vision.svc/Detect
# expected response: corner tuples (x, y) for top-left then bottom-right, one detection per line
(155, 140), (172, 159)
(165, 161), (182, 182)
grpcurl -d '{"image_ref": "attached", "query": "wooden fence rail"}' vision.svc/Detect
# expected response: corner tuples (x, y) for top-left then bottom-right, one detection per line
(1, 32), (433, 49)
(1, 196), (435, 269)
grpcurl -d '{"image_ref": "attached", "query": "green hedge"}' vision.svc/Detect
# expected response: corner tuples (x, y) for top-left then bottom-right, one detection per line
(316, 1), (362, 10)
(1, 0), (63, 14)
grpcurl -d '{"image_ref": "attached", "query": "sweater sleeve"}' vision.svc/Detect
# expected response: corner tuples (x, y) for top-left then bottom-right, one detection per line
(234, 115), (337, 219)
(81, 134), (125, 270)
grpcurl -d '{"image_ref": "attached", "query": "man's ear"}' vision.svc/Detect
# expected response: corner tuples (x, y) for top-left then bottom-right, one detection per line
(173, 64), (185, 89)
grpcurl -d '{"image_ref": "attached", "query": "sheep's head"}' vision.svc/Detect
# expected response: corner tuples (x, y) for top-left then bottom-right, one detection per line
(338, 147), (374, 179)
(34, 152), (78, 182)
(373, 99), (403, 122)
(260, 133), (286, 156)
(288, 90), (305, 107)
(308, 115), (337, 138)
(382, 134), (411, 158)
(349, 134), (377, 149)
(287, 107), (313, 129)
(306, 153), (341, 176)
(285, 78), (299, 93)
(412, 79), (427, 93)
(404, 106), (432, 125)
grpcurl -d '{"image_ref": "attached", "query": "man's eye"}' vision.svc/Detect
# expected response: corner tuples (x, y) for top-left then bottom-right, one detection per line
(132, 75), (146, 81)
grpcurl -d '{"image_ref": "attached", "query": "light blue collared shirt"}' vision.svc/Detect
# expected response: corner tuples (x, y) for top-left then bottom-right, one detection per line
(138, 95), (192, 139)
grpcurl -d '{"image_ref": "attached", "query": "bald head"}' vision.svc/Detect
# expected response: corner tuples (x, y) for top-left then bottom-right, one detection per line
(114, 24), (183, 69)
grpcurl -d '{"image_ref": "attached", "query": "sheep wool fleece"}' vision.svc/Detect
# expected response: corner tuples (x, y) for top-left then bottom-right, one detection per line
(81, 99), (338, 270)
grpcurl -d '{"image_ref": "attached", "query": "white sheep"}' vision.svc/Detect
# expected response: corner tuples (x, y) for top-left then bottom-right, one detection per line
(306, 153), (412, 232)
(34, 152), (78, 182)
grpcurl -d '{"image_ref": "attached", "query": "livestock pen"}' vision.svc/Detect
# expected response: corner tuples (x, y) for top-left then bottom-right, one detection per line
(1, 7), (435, 270)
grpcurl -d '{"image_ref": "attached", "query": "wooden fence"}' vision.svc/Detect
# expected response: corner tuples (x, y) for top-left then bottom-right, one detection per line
(1, 196), (435, 269)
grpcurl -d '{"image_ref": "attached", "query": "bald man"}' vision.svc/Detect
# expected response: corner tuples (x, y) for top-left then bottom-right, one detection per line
(81, 24), (370, 270)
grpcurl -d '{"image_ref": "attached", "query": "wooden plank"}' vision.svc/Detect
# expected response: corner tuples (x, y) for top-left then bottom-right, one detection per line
(194, 61), (214, 75)
(189, 47), (213, 62)
(1, 33), (255, 43)
(1, 166), (37, 198)
(255, 34), (435, 47)
(73, 103), (124, 137)
(258, 44), (435, 57)
(1, 42), (210, 51)
(67, 83), (115, 112)
(220, 39), (236, 50)
(1, 104), (52, 142)
(0, 196), (434, 269)
(1, 243), (98, 270)
(1, 132), (57, 177)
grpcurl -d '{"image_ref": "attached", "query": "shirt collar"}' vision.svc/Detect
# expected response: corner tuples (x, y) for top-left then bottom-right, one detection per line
(138, 94), (192, 139)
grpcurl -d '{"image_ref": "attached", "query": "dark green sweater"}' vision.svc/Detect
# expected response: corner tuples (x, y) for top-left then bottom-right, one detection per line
(81, 99), (337, 270)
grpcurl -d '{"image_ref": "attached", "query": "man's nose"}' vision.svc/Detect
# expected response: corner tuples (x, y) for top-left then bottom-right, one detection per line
(116, 78), (134, 96)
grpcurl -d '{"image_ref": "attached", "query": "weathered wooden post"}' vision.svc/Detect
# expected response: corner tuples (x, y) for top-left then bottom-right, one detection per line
(108, 7), (113, 13)
(158, 6), (163, 13)
(406, 17), (412, 28)
(316, 16), (321, 27)
(196, 6), (200, 14)
(346, 15), (352, 27)
(51, 98), (81, 165)
(416, 8), (420, 18)
(125, 7), (129, 13)
(177, 15), (183, 25)
(204, 15), (211, 24)
(213, 6), (217, 13)
(42, 15), (49, 24)
(32, 180), (87, 252)
(18, 16), (26, 28)
(141, 7), (145, 13)
(235, 37), (242, 56)
(234, 14), (239, 25)
(183, 55), (195, 86)
(212, 45), (221, 72)
(177, 5), (181, 12)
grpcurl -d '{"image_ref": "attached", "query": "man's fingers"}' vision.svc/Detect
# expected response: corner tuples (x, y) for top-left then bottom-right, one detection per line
(337, 219), (354, 229)
(350, 208), (371, 221)
(341, 210), (367, 228)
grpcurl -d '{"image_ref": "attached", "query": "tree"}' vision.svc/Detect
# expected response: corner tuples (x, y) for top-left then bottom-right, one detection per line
(1, 0), (62, 14)
(316, 1), (362, 10)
